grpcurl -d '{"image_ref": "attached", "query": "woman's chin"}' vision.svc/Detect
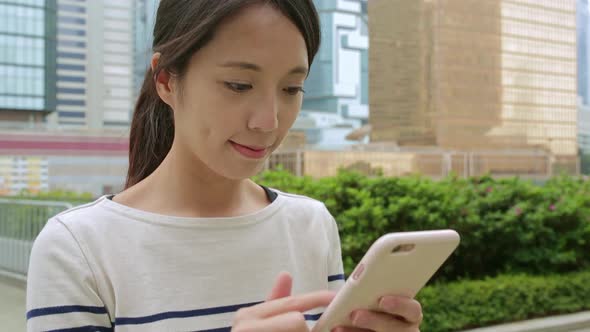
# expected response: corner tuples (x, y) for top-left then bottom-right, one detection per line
(220, 163), (267, 180)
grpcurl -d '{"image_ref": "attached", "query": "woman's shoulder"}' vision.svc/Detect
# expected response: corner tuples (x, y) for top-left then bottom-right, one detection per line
(53, 195), (110, 222)
(45, 195), (118, 237)
(29, 198), (111, 270)
(275, 189), (324, 207)
(273, 189), (334, 220)
(271, 189), (340, 245)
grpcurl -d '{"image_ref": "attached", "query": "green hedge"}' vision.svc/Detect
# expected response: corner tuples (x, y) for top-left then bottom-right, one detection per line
(7, 172), (590, 282)
(7, 189), (93, 205)
(256, 170), (590, 281)
(418, 270), (590, 332)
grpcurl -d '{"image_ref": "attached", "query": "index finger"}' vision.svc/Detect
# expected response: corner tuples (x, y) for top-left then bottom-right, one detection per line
(245, 291), (336, 319)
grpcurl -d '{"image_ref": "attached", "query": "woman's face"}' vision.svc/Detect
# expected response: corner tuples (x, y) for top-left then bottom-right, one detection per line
(162, 4), (308, 180)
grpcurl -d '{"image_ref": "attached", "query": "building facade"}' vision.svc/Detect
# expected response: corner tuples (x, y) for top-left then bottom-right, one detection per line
(297, 0), (369, 148)
(0, 131), (128, 196)
(46, 0), (134, 129)
(370, 0), (578, 173)
(578, 0), (590, 174)
(578, 0), (590, 105)
(0, 0), (57, 126)
(133, 0), (159, 97)
(52, 0), (87, 126)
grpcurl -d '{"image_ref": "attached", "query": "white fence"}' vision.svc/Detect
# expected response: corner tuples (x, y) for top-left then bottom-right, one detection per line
(0, 199), (72, 277)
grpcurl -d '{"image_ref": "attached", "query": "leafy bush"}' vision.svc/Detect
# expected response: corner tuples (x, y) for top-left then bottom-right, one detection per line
(256, 170), (590, 280)
(418, 270), (590, 332)
(9, 189), (94, 204)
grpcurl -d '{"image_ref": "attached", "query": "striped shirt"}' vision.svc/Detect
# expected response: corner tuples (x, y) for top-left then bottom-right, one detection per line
(26, 190), (345, 331)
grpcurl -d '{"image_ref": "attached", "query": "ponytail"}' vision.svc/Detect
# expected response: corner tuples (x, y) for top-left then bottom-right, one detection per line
(125, 68), (175, 189)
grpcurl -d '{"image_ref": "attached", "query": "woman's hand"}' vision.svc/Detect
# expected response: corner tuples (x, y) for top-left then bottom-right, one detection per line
(231, 272), (335, 332)
(333, 295), (423, 332)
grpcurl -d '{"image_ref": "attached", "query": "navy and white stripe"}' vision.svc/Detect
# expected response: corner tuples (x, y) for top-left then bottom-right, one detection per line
(27, 305), (109, 320)
(46, 326), (114, 332)
(328, 273), (346, 282)
(27, 274), (344, 330)
(114, 301), (262, 326)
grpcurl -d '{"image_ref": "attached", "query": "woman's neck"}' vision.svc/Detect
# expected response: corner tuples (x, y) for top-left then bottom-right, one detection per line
(113, 145), (269, 218)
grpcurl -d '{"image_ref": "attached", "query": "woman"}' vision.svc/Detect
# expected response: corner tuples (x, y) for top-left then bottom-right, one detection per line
(26, 1), (422, 331)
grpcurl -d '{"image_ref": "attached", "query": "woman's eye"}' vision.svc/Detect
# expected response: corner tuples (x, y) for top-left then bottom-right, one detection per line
(225, 82), (252, 93)
(284, 87), (305, 96)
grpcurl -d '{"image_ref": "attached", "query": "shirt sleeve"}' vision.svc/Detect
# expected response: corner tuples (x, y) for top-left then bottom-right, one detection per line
(326, 213), (346, 292)
(26, 218), (113, 332)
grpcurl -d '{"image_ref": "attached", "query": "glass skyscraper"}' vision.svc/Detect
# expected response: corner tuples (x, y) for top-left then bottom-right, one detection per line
(0, 0), (57, 118)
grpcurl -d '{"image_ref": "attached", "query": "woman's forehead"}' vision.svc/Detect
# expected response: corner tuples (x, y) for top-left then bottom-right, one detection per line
(214, 6), (306, 52)
(191, 4), (309, 71)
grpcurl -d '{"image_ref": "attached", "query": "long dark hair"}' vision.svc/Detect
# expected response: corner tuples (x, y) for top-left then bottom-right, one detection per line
(126, 0), (321, 188)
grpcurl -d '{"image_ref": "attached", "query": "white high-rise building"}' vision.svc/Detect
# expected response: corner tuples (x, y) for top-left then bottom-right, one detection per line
(52, 0), (87, 127)
(92, 0), (134, 128)
(49, 0), (134, 129)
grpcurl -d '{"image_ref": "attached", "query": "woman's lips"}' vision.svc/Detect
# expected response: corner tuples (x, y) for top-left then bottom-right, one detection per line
(230, 141), (269, 159)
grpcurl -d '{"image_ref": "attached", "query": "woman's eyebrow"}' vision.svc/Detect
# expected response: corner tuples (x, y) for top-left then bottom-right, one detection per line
(218, 61), (308, 75)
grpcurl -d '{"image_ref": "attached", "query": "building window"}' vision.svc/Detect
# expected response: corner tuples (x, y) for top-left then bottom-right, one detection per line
(58, 28), (86, 37)
(58, 40), (86, 48)
(58, 63), (85, 71)
(58, 5), (86, 14)
(57, 75), (85, 83)
(58, 111), (86, 118)
(57, 87), (86, 95)
(58, 52), (86, 60)
(57, 99), (86, 106)
(58, 16), (86, 25)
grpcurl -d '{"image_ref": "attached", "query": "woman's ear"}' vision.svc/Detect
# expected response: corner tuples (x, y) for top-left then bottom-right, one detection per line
(151, 52), (177, 108)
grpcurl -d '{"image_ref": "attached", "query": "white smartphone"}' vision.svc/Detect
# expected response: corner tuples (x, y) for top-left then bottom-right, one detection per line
(312, 229), (460, 332)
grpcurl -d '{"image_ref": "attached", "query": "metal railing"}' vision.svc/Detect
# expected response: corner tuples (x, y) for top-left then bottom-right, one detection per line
(0, 199), (72, 277)
(263, 148), (579, 179)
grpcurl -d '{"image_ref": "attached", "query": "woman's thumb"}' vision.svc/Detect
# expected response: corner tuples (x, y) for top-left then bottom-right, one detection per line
(266, 271), (293, 301)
